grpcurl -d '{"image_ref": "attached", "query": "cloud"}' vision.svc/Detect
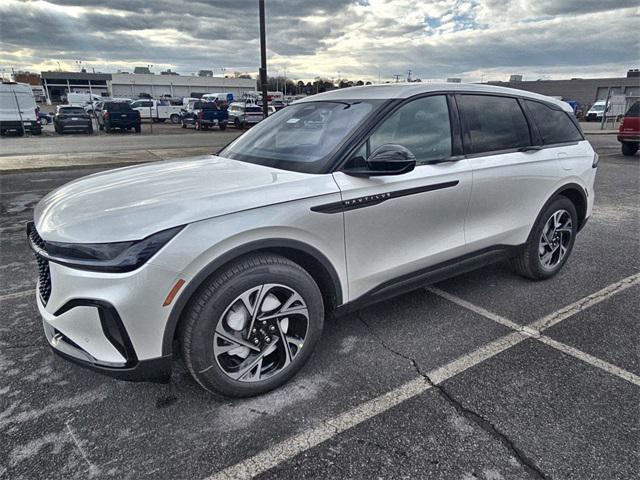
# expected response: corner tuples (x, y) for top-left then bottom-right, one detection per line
(1, 0), (638, 82)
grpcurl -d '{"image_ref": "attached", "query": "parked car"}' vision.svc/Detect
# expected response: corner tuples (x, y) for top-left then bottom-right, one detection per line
(28, 83), (597, 397)
(66, 92), (102, 108)
(130, 99), (183, 124)
(0, 81), (41, 136)
(585, 100), (606, 122)
(228, 102), (265, 128)
(618, 101), (639, 156)
(96, 101), (141, 133)
(53, 105), (93, 134)
(180, 100), (228, 130)
(37, 111), (53, 125)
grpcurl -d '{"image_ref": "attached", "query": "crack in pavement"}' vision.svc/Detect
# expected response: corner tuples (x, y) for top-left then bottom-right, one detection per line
(357, 312), (550, 480)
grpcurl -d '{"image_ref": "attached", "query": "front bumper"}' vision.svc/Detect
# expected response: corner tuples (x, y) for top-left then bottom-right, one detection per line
(28, 223), (183, 383)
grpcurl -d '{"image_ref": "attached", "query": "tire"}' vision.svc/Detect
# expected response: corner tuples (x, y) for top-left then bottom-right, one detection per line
(40, 117), (48, 125)
(234, 118), (241, 129)
(510, 196), (578, 280)
(98, 123), (104, 131)
(219, 122), (227, 131)
(134, 125), (141, 133)
(32, 127), (42, 136)
(170, 114), (180, 124)
(203, 124), (209, 131)
(54, 125), (61, 134)
(181, 254), (324, 397)
(621, 142), (638, 156)
(181, 121), (187, 129)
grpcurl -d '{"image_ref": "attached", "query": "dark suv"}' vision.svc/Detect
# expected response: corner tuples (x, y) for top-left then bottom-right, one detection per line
(53, 106), (93, 134)
(96, 102), (141, 133)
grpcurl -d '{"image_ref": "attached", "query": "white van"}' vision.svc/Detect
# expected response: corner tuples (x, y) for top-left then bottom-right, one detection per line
(67, 92), (103, 107)
(0, 82), (41, 136)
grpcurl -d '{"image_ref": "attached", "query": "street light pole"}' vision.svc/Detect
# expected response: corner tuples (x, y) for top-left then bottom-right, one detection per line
(259, 0), (269, 117)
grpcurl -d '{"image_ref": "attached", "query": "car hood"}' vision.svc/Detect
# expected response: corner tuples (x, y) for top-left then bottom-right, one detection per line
(34, 155), (338, 243)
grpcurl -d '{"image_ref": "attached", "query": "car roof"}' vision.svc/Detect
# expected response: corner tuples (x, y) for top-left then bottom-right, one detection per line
(295, 82), (573, 112)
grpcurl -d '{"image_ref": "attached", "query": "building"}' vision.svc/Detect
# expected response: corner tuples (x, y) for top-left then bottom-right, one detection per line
(109, 73), (255, 99)
(41, 71), (111, 103)
(12, 71), (46, 102)
(488, 69), (640, 109)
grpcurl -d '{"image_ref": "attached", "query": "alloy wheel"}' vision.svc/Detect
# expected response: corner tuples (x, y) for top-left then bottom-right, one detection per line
(213, 284), (309, 383)
(539, 209), (572, 269)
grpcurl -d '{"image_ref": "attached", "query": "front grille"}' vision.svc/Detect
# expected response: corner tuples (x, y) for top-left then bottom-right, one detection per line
(28, 225), (52, 304)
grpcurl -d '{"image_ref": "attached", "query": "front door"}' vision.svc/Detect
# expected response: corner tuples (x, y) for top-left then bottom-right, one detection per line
(332, 94), (473, 301)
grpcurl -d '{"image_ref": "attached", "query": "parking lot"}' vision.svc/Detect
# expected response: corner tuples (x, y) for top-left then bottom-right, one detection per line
(0, 134), (638, 479)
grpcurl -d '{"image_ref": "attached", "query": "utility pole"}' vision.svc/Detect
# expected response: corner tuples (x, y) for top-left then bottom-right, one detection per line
(392, 74), (401, 83)
(407, 69), (412, 82)
(258, 0), (269, 117)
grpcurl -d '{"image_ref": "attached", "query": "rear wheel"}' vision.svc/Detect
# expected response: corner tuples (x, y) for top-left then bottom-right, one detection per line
(219, 122), (227, 130)
(234, 118), (241, 129)
(511, 196), (577, 280)
(170, 114), (180, 124)
(181, 254), (324, 397)
(621, 142), (639, 156)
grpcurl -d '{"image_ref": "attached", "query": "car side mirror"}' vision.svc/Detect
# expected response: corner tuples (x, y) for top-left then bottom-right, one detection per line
(344, 144), (416, 177)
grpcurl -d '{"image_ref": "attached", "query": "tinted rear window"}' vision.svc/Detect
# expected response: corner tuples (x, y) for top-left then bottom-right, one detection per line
(625, 101), (640, 117)
(104, 102), (133, 112)
(194, 101), (218, 110)
(524, 100), (582, 144)
(246, 106), (263, 113)
(458, 95), (531, 154)
(60, 107), (85, 114)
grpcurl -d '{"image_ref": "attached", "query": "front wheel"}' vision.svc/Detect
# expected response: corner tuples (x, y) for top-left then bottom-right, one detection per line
(511, 197), (578, 280)
(181, 254), (324, 397)
(219, 122), (227, 131)
(621, 142), (639, 156)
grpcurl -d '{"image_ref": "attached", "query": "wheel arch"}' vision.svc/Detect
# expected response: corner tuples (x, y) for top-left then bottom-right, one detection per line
(162, 239), (343, 356)
(554, 183), (588, 231)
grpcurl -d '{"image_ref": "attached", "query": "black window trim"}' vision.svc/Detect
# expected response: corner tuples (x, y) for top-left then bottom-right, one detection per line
(521, 98), (585, 147)
(331, 92), (460, 173)
(456, 92), (535, 158)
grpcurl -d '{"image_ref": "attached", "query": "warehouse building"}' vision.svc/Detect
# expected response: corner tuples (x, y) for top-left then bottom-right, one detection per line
(109, 73), (255, 99)
(487, 69), (640, 109)
(40, 71), (256, 103)
(41, 71), (111, 102)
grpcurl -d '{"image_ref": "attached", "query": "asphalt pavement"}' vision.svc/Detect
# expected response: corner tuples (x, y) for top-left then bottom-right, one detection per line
(0, 135), (638, 480)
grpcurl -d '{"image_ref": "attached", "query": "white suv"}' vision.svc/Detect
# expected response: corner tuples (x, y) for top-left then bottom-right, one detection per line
(29, 83), (597, 397)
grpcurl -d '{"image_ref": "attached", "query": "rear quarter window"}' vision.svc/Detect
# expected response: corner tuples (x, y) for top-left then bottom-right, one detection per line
(625, 101), (640, 117)
(524, 100), (583, 144)
(457, 94), (531, 154)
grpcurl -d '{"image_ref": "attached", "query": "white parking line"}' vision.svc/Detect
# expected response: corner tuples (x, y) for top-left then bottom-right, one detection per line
(530, 273), (640, 331)
(537, 335), (640, 387)
(429, 273), (640, 387)
(208, 332), (525, 480)
(0, 289), (35, 302)
(209, 274), (640, 479)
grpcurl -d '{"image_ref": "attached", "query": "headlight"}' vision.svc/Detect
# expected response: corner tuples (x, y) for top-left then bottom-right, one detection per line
(30, 225), (183, 272)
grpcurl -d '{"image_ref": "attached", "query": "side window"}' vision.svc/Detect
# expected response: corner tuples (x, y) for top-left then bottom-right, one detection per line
(366, 95), (452, 164)
(524, 100), (583, 144)
(458, 95), (531, 154)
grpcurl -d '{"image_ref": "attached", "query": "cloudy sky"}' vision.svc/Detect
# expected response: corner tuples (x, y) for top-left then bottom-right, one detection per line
(1, 0), (638, 83)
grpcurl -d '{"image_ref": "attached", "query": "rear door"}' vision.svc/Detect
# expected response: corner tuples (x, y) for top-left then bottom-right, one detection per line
(333, 94), (473, 300)
(457, 94), (562, 251)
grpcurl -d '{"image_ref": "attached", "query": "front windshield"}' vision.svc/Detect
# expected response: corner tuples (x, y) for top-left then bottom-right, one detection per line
(591, 104), (604, 111)
(220, 100), (382, 173)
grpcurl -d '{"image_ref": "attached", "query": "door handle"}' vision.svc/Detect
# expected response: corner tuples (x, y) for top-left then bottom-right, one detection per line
(518, 146), (543, 152)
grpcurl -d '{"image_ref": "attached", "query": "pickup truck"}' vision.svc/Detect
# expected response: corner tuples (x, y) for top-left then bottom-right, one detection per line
(96, 101), (141, 133)
(130, 99), (183, 124)
(180, 100), (228, 130)
(618, 101), (639, 156)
